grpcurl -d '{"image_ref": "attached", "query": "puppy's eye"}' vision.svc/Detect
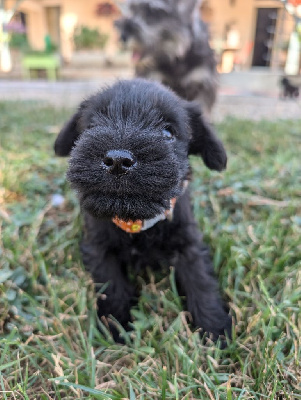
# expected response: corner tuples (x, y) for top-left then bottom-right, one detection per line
(162, 128), (174, 140)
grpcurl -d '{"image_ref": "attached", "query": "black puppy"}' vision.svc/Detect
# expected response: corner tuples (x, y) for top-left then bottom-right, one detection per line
(54, 79), (231, 343)
(280, 77), (299, 99)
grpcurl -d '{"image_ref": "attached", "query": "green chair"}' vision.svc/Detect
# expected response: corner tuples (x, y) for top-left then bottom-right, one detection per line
(22, 53), (60, 81)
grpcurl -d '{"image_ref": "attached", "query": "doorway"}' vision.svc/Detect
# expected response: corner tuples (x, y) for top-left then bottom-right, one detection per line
(45, 6), (61, 50)
(252, 8), (278, 67)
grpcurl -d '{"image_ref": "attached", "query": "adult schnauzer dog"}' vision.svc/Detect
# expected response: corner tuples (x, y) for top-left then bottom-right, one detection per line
(54, 79), (231, 343)
(280, 77), (299, 100)
(115, 0), (218, 117)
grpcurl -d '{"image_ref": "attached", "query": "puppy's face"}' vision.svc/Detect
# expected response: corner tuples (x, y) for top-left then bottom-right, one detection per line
(55, 79), (227, 221)
(115, 0), (200, 62)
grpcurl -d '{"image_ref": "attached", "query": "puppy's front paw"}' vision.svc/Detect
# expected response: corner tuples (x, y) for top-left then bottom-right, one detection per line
(194, 306), (232, 346)
(181, 272), (232, 346)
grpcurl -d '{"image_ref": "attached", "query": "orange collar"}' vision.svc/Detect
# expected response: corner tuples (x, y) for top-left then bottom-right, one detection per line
(112, 197), (177, 234)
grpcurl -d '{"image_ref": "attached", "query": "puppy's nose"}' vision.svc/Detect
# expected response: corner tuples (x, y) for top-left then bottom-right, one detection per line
(103, 150), (136, 175)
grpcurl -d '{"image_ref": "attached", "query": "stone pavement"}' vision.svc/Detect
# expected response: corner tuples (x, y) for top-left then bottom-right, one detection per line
(213, 93), (301, 122)
(0, 75), (300, 122)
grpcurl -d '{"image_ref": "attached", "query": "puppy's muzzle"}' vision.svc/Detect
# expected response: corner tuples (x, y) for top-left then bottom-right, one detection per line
(102, 149), (136, 176)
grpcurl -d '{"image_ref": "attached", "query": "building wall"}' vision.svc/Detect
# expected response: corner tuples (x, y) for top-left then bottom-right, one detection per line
(60, 0), (120, 61)
(15, 0), (120, 60)
(202, 0), (295, 70)
(8, 0), (47, 50)
(13, 0), (296, 70)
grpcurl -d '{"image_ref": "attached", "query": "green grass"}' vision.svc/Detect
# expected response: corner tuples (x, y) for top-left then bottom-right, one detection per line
(0, 101), (300, 399)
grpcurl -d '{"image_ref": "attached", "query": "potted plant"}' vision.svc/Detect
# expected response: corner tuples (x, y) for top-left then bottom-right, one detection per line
(70, 25), (109, 68)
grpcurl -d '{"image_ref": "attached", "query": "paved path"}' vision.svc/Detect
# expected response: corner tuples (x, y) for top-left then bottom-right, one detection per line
(0, 78), (300, 122)
(213, 93), (301, 122)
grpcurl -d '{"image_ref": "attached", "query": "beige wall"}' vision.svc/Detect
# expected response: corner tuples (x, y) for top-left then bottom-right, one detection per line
(203, 0), (295, 69)
(10, 0), (47, 50)
(205, 0), (254, 49)
(15, 0), (120, 59)
(14, 0), (296, 69)
(60, 0), (120, 60)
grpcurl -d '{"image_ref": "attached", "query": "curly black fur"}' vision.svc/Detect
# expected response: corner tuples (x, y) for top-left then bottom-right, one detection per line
(54, 79), (231, 343)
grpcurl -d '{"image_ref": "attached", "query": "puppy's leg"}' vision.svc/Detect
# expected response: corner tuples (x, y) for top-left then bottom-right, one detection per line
(174, 232), (232, 343)
(81, 216), (135, 342)
(82, 245), (135, 342)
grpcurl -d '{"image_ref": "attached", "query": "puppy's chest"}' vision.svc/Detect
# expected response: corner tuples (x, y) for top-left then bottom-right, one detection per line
(120, 227), (177, 270)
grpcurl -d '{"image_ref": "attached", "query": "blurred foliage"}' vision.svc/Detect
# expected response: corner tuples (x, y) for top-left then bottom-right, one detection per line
(73, 25), (109, 50)
(9, 32), (29, 51)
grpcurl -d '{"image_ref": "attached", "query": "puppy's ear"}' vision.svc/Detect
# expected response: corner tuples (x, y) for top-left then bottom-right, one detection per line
(185, 101), (227, 171)
(54, 110), (82, 157)
(176, 0), (200, 22)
